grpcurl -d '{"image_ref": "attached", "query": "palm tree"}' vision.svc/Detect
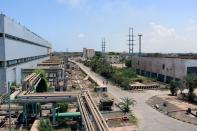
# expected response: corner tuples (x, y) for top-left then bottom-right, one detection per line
(118, 97), (136, 114)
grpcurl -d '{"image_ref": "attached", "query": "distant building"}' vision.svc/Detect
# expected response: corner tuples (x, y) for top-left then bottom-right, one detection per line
(0, 14), (52, 93)
(83, 48), (95, 59)
(106, 55), (121, 64)
(132, 56), (197, 83)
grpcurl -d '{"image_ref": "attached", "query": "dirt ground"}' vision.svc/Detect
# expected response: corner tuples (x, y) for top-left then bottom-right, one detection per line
(147, 95), (197, 125)
(102, 111), (138, 131)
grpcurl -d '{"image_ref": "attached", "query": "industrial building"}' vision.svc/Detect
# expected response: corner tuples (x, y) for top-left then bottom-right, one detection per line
(0, 14), (52, 93)
(83, 48), (95, 59)
(106, 55), (121, 64)
(132, 56), (197, 83)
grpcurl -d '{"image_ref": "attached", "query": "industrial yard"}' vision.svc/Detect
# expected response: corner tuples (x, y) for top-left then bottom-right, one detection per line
(1, 1), (197, 131)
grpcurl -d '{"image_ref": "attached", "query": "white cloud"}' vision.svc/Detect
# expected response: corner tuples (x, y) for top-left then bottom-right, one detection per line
(57, 0), (86, 7)
(150, 22), (176, 37)
(78, 33), (85, 38)
(143, 23), (197, 53)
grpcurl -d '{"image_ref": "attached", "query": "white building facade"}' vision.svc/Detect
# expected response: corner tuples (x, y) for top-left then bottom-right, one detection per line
(132, 56), (197, 83)
(0, 14), (52, 93)
(106, 55), (121, 64)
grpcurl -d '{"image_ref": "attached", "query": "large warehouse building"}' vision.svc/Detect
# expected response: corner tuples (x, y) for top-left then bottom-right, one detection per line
(0, 14), (52, 93)
(132, 56), (197, 83)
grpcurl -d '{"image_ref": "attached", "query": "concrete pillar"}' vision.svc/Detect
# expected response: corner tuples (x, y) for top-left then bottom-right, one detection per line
(3, 33), (5, 38)
(164, 75), (167, 83)
(138, 69), (140, 75)
(40, 109), (42, 117)
(52, 104), (56, 126)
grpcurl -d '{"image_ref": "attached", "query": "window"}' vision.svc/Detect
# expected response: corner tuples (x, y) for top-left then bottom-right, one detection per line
(7, 60), (17, 66)
(0, 33), (3, 37)
(0, 61), (4, 67)
(162, 64), (165, 70)
(187, 67), (197, 74)
(6, 54), (49, 67)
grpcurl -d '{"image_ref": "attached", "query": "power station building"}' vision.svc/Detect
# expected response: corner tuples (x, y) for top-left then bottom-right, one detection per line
(83, 48), (95, 59)
(132, 56), (197, 83)
(0, 14), (52, 93)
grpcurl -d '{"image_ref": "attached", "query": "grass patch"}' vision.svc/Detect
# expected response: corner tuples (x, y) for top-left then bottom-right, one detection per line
(113, 68), (137, 79)
(55, 128), (71, 131)
(13, 129), (29, 131)
(129, 115), (138, 125)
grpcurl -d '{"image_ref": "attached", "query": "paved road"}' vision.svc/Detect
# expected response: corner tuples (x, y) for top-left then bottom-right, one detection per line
(75, 62), (197, 131)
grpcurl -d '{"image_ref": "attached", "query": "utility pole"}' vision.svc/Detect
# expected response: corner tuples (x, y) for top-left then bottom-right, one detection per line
(138, 34), (142, 57)
(127, 27), (135, 57)
(8, 82), (11, 131)
(101, 39), (104, 53)
(103, 38), (106, 53)
(101, 38), (106, 53)
(128, 28), (131, 55)
(66, 48), (69, 53)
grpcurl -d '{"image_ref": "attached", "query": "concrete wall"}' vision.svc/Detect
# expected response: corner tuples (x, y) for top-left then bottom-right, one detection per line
(4, 38), (48, 60)
(106, 55), (120, 64)
(132, 56), (197, 82)
(0, 68), (6, 93)
(0, 15), (5, 61)
(0, 38), (5, 61)
(0, 14), (4, 33)
(0, 56), (49, 94)
(185, 60), (197, 68)
(3, 15), (51, 48)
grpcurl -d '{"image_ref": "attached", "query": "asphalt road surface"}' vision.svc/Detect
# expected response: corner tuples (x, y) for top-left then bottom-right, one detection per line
(76, 62), (197, 131)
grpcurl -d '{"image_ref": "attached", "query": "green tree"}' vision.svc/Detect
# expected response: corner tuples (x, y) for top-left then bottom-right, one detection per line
(184, 74), (197, 102)
(34, 69), (47, 81)
(118, 97), (136, 114)
(179, 80), (186, 94)
(169, 80), (179, 96)
(38, 119), (53, 131)
(185, 74), (197, 94)
(95, 51), (102, 57)
(89, 57), (113, 78)
(34, 69), (48, 92)
(90, 57), (100, 72)
(120, 78), (130, 90)
(125, 60), (132, 68)
(97, 63), (113, 78)
(55, 102), (68, 113)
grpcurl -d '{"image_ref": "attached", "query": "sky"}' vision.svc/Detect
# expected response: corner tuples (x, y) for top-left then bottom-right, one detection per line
(0, 0), (197, 53)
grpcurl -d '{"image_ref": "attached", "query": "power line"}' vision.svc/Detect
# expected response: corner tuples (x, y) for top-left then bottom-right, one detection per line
(138, 34), (143, 57)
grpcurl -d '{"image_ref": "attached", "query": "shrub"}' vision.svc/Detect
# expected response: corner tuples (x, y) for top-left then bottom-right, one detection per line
(169, 80), (179, 96)
(125, 60), (132, 68)
(185, 74), (197, 94)
(38, 119), (53, 131)
(188, 92), (196, 102)
(55, 102), (68, 113)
